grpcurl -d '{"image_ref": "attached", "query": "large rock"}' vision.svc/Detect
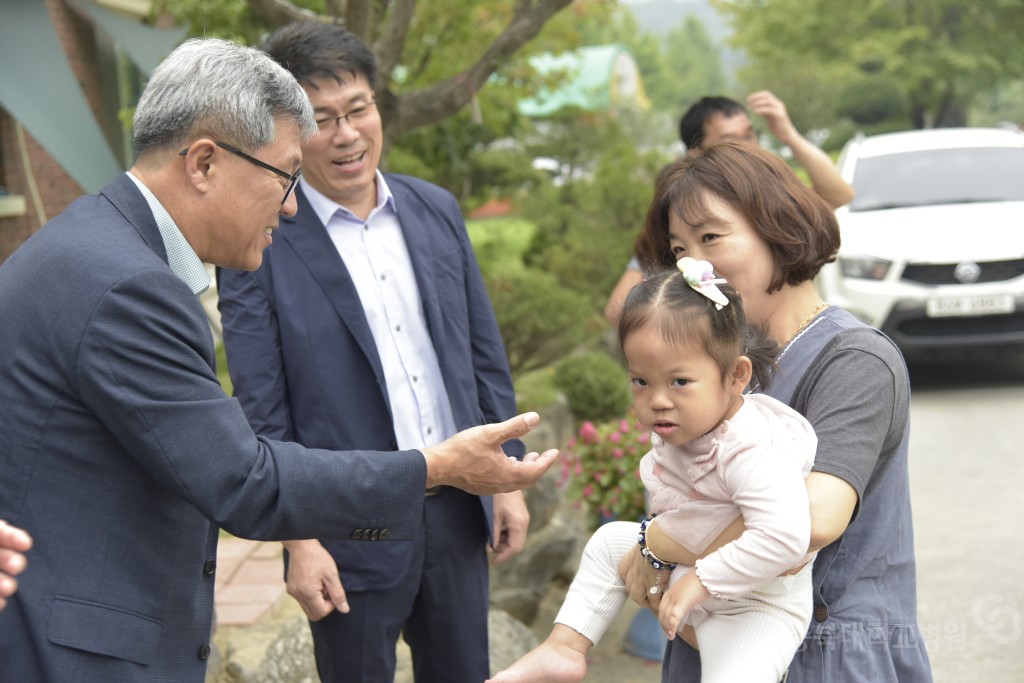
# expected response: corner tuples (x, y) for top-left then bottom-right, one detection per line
(216, 606), (316, 683)
(214, 604), (538, 683)
(490, 508), (585, 624)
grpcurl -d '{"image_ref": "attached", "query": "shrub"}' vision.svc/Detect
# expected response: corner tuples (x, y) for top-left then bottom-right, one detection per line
(553, 351), (631, 425)
(836, 75), (909, 126)
(486, 268), (593, 377)
(560, 416), (651, 529)
(513, 367), (560, 415)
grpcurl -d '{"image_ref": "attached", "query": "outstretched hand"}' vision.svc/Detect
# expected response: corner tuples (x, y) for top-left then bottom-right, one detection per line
(422, 412), (558, 495)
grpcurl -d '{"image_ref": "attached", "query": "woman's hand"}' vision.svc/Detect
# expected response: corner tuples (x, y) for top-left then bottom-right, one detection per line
(618, 544), (666, 611)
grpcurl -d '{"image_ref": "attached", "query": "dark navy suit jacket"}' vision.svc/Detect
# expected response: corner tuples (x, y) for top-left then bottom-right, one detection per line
(217, 175), (522, 590)
(0, 174), (427, 682)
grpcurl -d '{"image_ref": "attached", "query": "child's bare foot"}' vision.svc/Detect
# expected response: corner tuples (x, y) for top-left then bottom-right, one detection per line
(487, 638), (589, 683)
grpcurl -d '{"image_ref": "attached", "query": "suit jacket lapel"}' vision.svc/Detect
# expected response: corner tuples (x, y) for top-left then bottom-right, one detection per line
(101, 173), (169, 265)
(278, 187), (387, 385)
(388, 176), (446, 364)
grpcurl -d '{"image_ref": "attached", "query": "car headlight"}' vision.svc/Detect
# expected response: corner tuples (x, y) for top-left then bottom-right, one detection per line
(838, 255), (891, 280)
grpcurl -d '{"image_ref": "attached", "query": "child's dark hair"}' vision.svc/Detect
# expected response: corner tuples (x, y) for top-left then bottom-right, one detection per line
(618, 267), (778, 391)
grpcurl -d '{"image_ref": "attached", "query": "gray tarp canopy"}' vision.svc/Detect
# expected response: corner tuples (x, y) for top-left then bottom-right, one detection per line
(0, 0), (185, 193)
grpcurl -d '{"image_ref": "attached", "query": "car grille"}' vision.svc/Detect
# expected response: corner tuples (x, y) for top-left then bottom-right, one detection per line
(901, 258), (1024, 285)
(896, 313), (1024, 337)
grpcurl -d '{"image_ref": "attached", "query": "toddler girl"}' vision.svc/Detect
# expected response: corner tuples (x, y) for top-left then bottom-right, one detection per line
(489, 258), (817, 683)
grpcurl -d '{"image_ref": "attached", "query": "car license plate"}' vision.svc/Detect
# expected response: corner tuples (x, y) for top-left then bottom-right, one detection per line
(925, 294), (1015, 318)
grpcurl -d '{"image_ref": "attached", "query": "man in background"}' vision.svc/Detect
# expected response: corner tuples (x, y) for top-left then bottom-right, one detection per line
(218, 22), (528, 683)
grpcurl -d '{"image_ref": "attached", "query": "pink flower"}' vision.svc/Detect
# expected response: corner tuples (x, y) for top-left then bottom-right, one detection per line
(609, 431), (622, 443)
(620, 419), (630, 432)
(579, 421), (599, 445)
(582, 484), (594, 499)
(612, 448), (624, 459)
(574, 462), (583, 476)
(638, 432), (650, 444)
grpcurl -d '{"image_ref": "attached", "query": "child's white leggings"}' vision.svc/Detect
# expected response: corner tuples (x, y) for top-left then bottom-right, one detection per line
(555, 520), (813, 683)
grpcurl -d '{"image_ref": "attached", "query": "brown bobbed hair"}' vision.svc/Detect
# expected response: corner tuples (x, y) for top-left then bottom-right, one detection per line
(635, 141), (840, 293)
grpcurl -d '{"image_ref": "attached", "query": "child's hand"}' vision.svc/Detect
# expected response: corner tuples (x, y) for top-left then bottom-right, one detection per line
(658, 571), (711, 639)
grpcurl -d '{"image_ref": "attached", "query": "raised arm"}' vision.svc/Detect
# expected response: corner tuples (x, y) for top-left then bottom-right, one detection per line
(747, 90), (855, 209)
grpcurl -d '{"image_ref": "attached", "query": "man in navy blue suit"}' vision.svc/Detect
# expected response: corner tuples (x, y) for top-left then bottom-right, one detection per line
(217, 22), (528, 683)
(0, 37), (556, 682)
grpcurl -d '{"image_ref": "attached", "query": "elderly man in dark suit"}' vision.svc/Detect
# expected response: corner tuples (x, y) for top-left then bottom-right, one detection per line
(0, 37), (555, 682)
(217, 22), (528, 683)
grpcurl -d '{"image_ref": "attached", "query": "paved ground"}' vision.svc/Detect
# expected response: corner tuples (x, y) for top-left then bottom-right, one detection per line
(214, 537), (287, 627)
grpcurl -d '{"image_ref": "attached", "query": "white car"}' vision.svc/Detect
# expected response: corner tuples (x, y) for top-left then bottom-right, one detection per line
(818, 127), (1024, 361)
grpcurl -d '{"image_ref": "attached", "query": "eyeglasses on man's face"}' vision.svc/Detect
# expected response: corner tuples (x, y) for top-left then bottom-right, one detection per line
(177, 141), (301, 206)
(315, 99), (378, 133)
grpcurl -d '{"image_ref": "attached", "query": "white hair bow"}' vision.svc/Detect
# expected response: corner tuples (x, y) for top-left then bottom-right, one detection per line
(677, 257), (729, 310)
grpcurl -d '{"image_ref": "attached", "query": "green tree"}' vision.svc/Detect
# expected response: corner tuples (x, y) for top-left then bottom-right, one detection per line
(715, 0), (1024, 128)
(663, 16), (728, 114)
(169, 0), (577, 149)
(572, 5), (728, 116)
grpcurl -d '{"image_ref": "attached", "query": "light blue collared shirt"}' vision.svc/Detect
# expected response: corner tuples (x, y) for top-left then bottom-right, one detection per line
(301, 174), (458, 451)
(126, 172), (211, 296)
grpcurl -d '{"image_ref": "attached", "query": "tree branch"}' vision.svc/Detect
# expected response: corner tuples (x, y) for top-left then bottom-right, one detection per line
(373, 0), (416, 81)
(247, 0), (327, 28)
(345, 1), (375, 43)
(387, 0), (573, 137)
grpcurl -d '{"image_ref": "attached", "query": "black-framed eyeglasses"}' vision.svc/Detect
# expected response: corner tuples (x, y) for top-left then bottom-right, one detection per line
(315, 99), (378, 133)
(178, 141), (301, 205)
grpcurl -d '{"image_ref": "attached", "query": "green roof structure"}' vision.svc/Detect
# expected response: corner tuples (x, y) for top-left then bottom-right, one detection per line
(518, 44), (650, 118)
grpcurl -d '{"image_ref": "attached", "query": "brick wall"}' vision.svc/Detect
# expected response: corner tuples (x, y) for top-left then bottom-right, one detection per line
(0, 0), (102, 263)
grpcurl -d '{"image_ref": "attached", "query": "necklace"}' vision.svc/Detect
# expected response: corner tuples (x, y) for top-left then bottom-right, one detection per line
(780, 301), (829, 351)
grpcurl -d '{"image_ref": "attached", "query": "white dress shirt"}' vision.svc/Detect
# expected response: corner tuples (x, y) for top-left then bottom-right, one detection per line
(301, 175), (458, 450)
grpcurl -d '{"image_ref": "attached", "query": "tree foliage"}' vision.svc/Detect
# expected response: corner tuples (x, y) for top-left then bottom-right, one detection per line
(169, 0), (579, 148)
(572, 4), (727, 116)
(715, 0), (1024, 128)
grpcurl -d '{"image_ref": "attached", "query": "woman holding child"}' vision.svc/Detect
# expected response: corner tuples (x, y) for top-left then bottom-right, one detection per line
(625, 141), (934, 682)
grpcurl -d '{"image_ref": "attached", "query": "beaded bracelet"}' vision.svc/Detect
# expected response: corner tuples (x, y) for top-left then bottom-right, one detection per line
(637, 514), (678, 572)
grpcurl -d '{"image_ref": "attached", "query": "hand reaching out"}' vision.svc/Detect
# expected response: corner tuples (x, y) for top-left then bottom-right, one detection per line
(422, 412), (558, 495)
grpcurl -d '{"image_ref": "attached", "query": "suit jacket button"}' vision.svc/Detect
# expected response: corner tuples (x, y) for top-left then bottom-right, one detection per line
(371, 529), (381, 541)
(380, 529), (390, 540)
(814, 604), (829, 622)
(203, 560), (216, 576)
(351, 528), (364, 540)
(198, 644), (211, 660)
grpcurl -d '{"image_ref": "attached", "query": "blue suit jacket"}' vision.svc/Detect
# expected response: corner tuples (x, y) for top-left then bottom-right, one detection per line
(217, 175), (522, 590)
(0, 174), (427, 682)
